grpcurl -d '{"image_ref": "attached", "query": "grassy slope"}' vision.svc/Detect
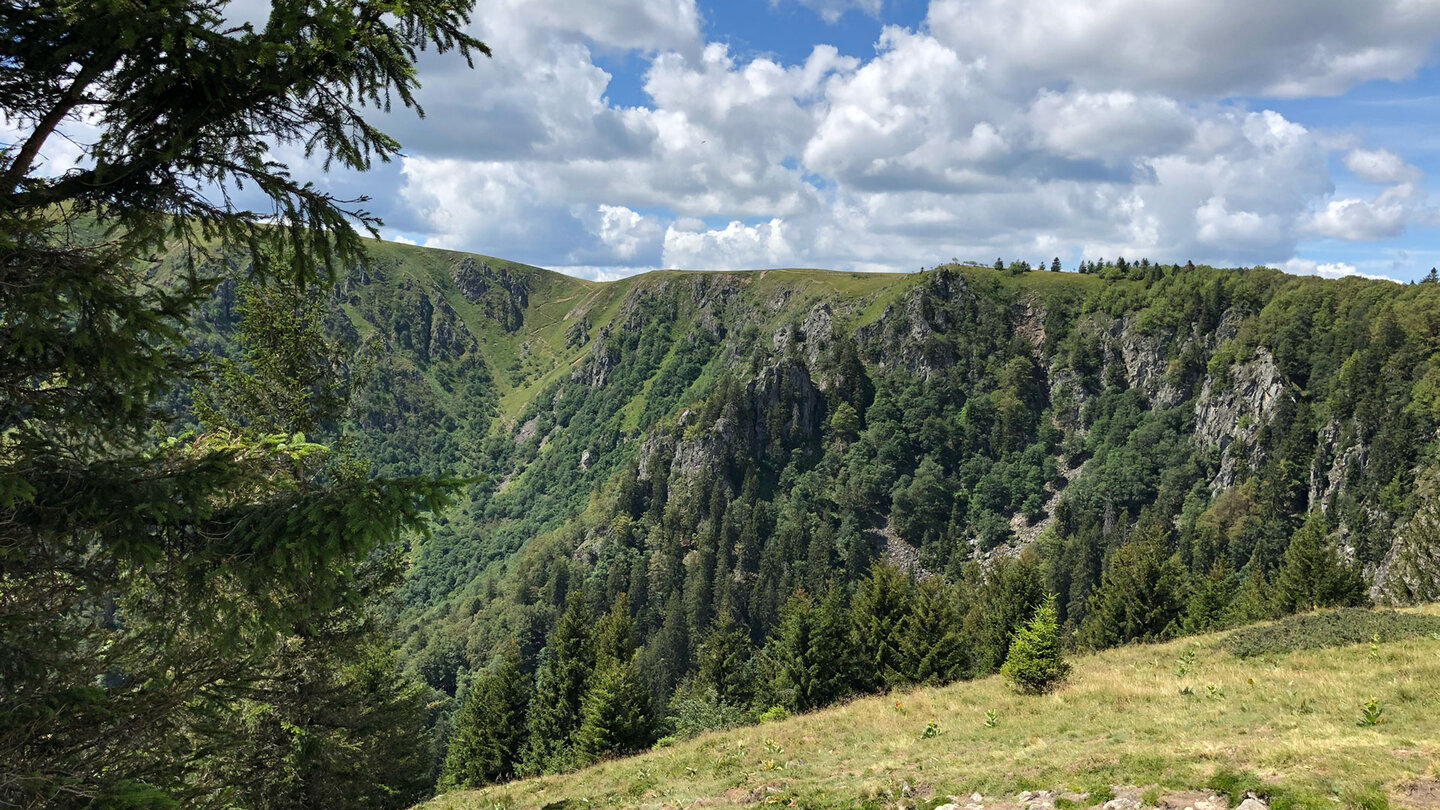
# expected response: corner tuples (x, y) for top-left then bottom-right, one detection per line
(423, 606), (1440, 810)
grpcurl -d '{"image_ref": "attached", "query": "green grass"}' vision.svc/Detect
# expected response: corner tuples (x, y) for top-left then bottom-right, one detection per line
(420, 606), (1440, 810)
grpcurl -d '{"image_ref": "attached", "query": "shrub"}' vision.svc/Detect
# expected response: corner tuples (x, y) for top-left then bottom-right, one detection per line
(758, 705), (791, 723)
(1221, 608), (1440, 658)
(1001, 602), (1070, 694)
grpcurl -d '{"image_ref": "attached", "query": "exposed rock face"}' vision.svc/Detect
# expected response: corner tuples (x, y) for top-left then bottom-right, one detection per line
(450, 257), (529, 332)
(427, 293), (474, 362)
(1194, 348), (1290, 491)
(1372, 476), (1440, 604)
(801, 302), (835, 368)
(573, 325), (617, 387)
(745, 359), (824, 457)
(855, 269), (970, 377)
(1114, 316), (1184, 407)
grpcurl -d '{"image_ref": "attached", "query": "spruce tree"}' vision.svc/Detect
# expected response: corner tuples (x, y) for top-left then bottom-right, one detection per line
(1078, 528), (1188, 649)
(1229, 562), (1277, 624)
(695, 622), (756, 708)
(851, 561), (913, 689)
(812, 582), (858, 705)
(523, 593), (594, 774)
(0, 2), (483, 805)
(771, 589), (823, 711)
(1182, 559), (1237, 633)
(968, 551), (1046, 674)
(900, 576), (969, 685)
(575, 660), (653, 763)
(1001, 602), (1070, 694)
(1273, 516), (1367, 614)
(439, 642), (530, 790)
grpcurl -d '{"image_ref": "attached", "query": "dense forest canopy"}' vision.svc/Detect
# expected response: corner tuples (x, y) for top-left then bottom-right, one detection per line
(179, 242), (1440, 784)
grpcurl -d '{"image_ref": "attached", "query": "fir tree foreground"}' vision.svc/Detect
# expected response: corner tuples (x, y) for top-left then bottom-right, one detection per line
(0, 1), (484, 807)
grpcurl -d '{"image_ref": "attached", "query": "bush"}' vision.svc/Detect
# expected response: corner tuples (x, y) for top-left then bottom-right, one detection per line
(663, 682), (748, 740)
(1001, 602), (1070, 694)
(1221, 608), (1440, 658)
(758, 705), (790, 723)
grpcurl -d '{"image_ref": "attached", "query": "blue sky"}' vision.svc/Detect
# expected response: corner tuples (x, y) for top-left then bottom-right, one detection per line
(201, 1), (1440, 281)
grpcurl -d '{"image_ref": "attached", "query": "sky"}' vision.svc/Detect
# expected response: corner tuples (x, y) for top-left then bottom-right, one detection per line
(25, 0), (1440, 282)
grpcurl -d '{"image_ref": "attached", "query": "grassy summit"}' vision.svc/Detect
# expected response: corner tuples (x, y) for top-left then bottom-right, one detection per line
(422, 607), (1440, 810)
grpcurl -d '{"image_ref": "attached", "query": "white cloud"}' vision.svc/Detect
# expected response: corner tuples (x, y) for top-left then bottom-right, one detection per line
(1282, 257), (1396, 282)
(1283, 258), (1361, 278)
(350, 0), (1440, 279)
(1344, 148), (1423, 184)
(1304, 183), (1427, 241)
(925, 0), (1440, 98)
(784, 0), (883, 24)
(662, 219), (794, 269)
(589, 205), (665, 261)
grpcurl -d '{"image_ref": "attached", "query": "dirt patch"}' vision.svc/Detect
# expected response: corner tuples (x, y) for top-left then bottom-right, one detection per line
(1397, 779), (1440, 810)
(1156, 791), (1228, 810)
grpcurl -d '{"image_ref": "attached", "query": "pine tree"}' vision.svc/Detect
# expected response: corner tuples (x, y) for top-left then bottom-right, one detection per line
(968, 551), (1046, 674)
(694, 622), (756, 708)
(1001, 602), (1070, 694)
(1182, 559), (1237, 633)
(523, 592), (594, 774)
(576, 660), (653, 764)
(1078, 528), (1188, 649)
(1273, 516), (1366, 614)
(1051, 257), (1062, 272)
(439, 641), (530, 789)
(900, 576), (969, 685)
(851, 561), (913, 689)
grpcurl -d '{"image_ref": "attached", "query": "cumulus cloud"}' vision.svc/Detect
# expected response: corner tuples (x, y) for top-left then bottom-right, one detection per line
(1304, 183), (1427, 241)
(1344, 148), (1423, 184)
(1282, 257), (1396, 282)
(663, 219), (794, 269)
(926, 0), (1440, 98)
(355, 0), (1440, 278)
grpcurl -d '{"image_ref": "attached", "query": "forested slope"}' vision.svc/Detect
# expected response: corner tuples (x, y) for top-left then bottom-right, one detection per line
(186, 247), (1440, 779)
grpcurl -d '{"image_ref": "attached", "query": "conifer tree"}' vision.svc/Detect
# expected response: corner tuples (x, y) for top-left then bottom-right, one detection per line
(1078, 528), (1187, 649)
(1273, 516), (1366, 614)
(812, 582), (858, 703)
(523, 592), (594, 773)
(771, 589), (823, 711)
(576, 660), (653, 763)
(1182, 559), (1237, 633)
(968, 551), (1046, 674)
(900, 576), (969, 685)
(695, 622), (757, 708)
(1001, 602), (1070, 694)
(0, 2), (483, 805)
(769, 585), (854, 711)
(1229, 562), (1277, 624)
(439, 642), (530, 790)
(594, 595), (637, 667)
(851, 562), (914, 689)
